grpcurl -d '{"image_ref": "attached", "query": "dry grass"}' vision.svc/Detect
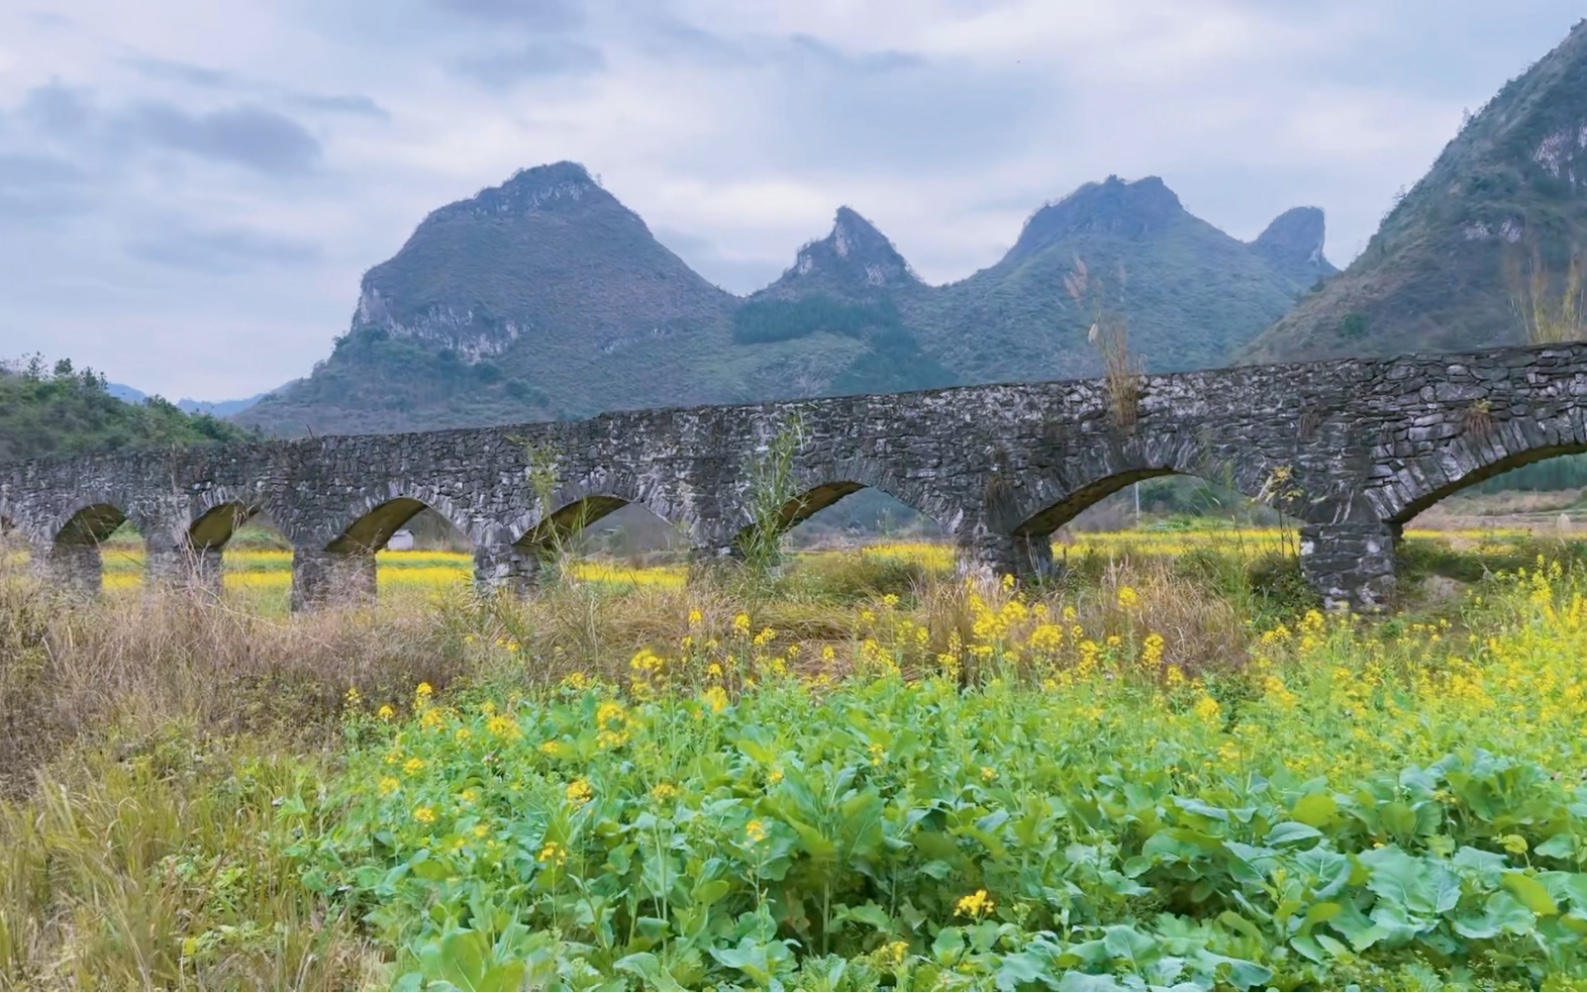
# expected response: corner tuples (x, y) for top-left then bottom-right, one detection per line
(0, 563), (465, 797)
(1063, 254), (1142, 430)
(1506, 238), (1586, 345)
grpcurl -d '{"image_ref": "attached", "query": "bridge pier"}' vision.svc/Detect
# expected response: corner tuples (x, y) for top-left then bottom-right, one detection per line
(291, 547), (377, 612)
(42, 541), (103, 597)
(955, 530), (1056, 584)
(473, 543), (541, 597)
(145, 542), (225, 597)
(1299, 521), (1398, 612)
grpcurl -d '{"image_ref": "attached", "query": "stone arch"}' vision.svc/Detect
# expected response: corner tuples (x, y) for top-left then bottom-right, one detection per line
(514, 470), (691, 552)
(189, 500), (262, 549)
(316, 485), (483, 553)
(39, 499), (132, 595)
(289, 487), (486, 611)
(729, 461), (956, 551)
(1369, 420), (1587, 526)
(53, 501), (129, 546)
(1003, 444), (1289, 539)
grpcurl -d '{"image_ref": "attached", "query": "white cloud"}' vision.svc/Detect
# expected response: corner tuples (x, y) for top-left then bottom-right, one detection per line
(0, 0), (1581, 398)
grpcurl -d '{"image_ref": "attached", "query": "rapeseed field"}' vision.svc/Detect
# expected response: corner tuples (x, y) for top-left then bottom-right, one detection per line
(4, 527), (1587, 990)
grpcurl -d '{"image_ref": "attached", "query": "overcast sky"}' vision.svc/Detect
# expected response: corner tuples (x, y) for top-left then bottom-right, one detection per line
(1, 1), (1582, 400)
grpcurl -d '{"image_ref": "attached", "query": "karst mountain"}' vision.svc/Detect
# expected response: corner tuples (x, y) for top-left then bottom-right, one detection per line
(1243, 18), (1587, 362)
(238, 164), (1330, 437)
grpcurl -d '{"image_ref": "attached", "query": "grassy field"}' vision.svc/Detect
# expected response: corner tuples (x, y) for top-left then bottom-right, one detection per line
(5, 526), (1587, 989)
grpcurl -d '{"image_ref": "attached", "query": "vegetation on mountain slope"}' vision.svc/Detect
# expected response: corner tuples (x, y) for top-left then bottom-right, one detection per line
(914, 177), (1333, 384)
(0, 357), (251, 464)
(1243, 18), (1587, 363)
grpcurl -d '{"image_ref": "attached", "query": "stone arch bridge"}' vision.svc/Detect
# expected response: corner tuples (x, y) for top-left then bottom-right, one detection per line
(2, 343), (1583, 611)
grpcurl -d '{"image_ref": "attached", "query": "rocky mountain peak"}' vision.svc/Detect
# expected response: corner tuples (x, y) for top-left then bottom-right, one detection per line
(1252, 206), (1331, 271)
(772, 206), (918, 294)
(441, 160), (608, 221)
(1004, 175), (1186, 265)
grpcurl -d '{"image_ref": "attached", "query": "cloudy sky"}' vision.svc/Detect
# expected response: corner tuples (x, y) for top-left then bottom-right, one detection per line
(1, 1), (1582, 400)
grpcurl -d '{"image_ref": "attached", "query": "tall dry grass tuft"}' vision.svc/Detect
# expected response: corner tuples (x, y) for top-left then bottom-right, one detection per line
(0, 565), (465, 795)
(0, 743), (381, 990)
(1063, 254), (1142, 430)
(1506, 238), (1586, 344)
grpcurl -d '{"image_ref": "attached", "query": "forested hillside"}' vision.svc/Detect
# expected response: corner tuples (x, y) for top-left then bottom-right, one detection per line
(0, 357), (252, 463)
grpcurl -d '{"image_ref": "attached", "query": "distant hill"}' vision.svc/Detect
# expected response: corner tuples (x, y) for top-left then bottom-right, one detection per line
(0, 360), (253, 463)
(238, 162), (1331, 437)
(909, 176), (1334, 385)
(107, 382), (272, 417)
(1243, 18), (1587, 362)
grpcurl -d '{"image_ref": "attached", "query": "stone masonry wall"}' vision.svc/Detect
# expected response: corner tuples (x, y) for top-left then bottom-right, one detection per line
(5, 342), (1587, 611)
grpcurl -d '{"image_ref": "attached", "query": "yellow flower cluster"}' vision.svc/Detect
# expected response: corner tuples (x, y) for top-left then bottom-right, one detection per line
(955, 889), (994, 919)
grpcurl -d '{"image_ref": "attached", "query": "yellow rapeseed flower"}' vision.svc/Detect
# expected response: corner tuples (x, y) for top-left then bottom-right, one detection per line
(403, 757), (425, 775)
(538, 841), (567, 866)
(487, 715), (520, 739)
(1192, 695), (1221, 723)
(596, 700), (628, 728)
(650, 782), (679, 802)
(745, 819), (769, 843)
(1116, 586), (1140, 610)
(566, 778), (594, 805)
(955, 889), (994, 919)
(377, 704), (396, 720)
(702, 686), (729, 713)
(413, 805), (437, 825)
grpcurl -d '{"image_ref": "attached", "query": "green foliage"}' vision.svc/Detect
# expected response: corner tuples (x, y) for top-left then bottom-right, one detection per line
(1338, 312), (1368, 339)
(305, 674), (1587, 991)
(0, 359), (254, 462)
(826, 327), (959, 396)
(729, 296), (958, 397)
(732, 295), (900, 345)
(737, 415), (806, 587)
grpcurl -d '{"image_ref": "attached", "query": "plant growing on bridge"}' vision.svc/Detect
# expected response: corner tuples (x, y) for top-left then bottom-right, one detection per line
(1064, 255), (1141, 431)
(1255, 462), (1307, 561)
(738, 413), (807, 588)
(1463, 396), (1496, 441)
(521, 438), (585, 584)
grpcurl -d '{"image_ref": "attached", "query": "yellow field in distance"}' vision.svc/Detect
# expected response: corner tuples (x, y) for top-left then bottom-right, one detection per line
(34, 524), (1534, 592)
